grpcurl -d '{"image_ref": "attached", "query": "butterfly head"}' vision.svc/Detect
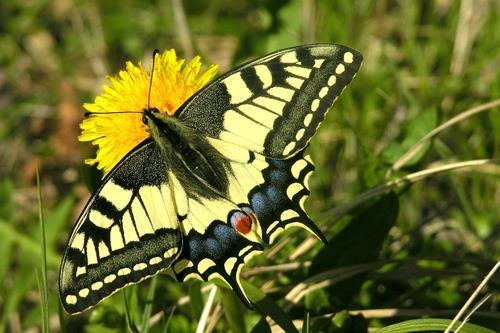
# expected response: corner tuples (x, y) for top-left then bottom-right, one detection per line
(142, 107), (160, 125)
(141, 107), (169, 143)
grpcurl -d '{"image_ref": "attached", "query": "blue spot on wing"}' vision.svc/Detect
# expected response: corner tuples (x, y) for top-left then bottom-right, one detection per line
(250, 192), (272, 218)
(266, 186), (287, 206)
(204, 238), (221, 258)
(268, 169), (287, 184)
(184, 222), (244, 263)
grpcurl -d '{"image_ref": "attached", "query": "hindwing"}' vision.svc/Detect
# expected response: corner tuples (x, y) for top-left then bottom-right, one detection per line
(169, 140), (320, 306)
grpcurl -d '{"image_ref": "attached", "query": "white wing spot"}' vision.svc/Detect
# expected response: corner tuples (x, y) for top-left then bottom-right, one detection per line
(314, 59), (325, 68)
(133, 263), (147, 271)
(269, 227), (284, 244)
(335, 64), (345, 74)
(131, 198), (154, 237)
(291, 159), (308, 178)
(280, 51), (298, 63)
(238, 245), (254, 256)
(295, 128), (305, 141)
(254, 96), (285, 115)
(91, 281), (103, 291)
(197, 258), (216, 274)
(173, 258), (193, 272)
(311, 98), (320, 112)
(99, 181), (133, 211)
(303, 113), (313, 127)
(98, 241), (110, 259)
(86, 238), (98, 265)
(266, 220), (280, 235)
(287, 183), (303, 199)
(285, 66), (311, 78)
(299, 196), (307, 210)
(319, 86), (329, 98)
(164, 247), (179, 258)
(282, 141), (296, 156)
(224, 257), (238, 275)
(267, 86), (295, 102)
(79, 288), (89, 298)
(254, 65), (273, 89)
(149, 257), (162, 265)
(344, 52), (354, 64)
(139, 185), (170, 231)
(65, 295), (77, 305)
(223, 72), (253, 104)
(286, 76), (304, 89)
(122, 211), (140, 243)
(70, 232), (85, 250)
(328, 75), (337, 86)
(104, 274), (116, 283)
(280, 209), (300, 220)
(110, 224), (125, 251)
(76, 266), (86, 277)
(304, 170), (313, 190)
(118, 267), (131, 276)
(89, 210), (114, 229)
(169, 172), (188, 217)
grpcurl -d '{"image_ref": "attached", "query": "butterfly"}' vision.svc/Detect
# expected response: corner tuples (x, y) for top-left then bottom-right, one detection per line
(59, 44), (362, 313)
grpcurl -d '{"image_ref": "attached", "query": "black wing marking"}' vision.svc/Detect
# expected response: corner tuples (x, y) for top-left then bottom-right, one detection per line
(59, 140), (182, 314)
(249, 149), (322, 244)
(176, 44), (362, 158)
(171, 219), (263, 308)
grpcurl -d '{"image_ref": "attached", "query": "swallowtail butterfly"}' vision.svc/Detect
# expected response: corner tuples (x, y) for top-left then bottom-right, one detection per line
(59, 44), (362, 313)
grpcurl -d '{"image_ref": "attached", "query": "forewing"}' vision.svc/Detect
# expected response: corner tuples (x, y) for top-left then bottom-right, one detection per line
(59, 140), (182, 314)
(177, 44), (362, 158)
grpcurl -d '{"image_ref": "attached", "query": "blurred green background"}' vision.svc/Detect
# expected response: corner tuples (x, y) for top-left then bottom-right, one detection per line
(0, 0), (499, 332)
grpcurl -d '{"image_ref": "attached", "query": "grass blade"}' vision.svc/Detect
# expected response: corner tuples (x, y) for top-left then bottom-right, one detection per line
(140, 275), (158, 333)
(445, 260), (500, 333)
(36, 168), (49, 333)
(376, 318), (496, 333)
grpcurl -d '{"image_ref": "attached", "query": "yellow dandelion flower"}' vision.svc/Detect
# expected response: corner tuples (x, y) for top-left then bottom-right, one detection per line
(80, 50), (218, 175)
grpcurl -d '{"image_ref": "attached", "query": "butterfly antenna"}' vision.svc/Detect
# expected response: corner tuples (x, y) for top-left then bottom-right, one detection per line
(84, 111), (142, 117)
(147, 49), (160, 111)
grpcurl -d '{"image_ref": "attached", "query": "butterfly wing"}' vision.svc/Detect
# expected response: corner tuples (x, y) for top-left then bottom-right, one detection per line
(59, 140), (182, 314)
(169, 143), (317, 306)
(176, 44), (362, 158)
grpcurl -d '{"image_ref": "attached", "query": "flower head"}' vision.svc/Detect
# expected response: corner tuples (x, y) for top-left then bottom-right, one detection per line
(79, 50), (218, 175)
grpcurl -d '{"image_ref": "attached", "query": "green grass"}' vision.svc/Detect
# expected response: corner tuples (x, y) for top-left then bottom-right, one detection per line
(36, 168), (49, 333)
(0, 0), (499, 332)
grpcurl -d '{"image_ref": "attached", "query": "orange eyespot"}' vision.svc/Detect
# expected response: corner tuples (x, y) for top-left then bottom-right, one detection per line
(230, 209), (254, 235)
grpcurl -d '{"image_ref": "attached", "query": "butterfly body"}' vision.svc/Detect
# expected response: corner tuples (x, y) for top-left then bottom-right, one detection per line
(144, 108), (230, 197)
(60, 44), (362, 313)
